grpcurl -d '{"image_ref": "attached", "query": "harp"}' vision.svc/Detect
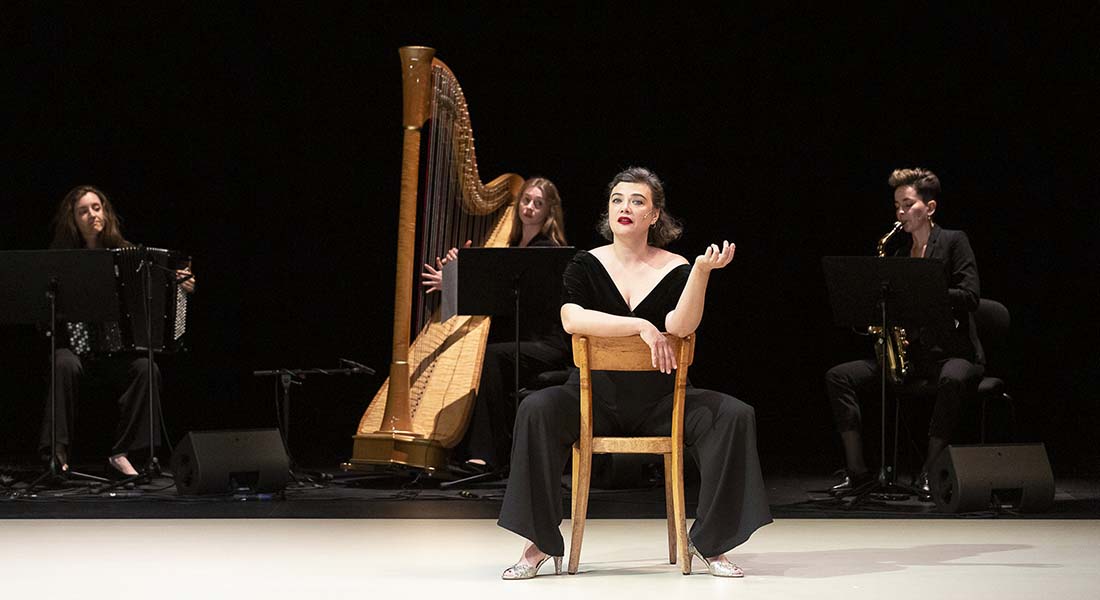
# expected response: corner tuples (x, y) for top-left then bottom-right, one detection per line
(346, 47), (522, 472)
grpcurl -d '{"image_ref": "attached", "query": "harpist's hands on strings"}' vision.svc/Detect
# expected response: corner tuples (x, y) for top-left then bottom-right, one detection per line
(445, 242), (469, 263)
(694, 240), (735, 273)
(420, 241), (471, 294)
(421, 257), (446, 294)
(640, 323), (677, 374)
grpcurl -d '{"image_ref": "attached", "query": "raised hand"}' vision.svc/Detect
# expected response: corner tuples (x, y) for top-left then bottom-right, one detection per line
(695, 240), (735, 272)
(421, 256), (446, 294)
(639, 323), (677, 374)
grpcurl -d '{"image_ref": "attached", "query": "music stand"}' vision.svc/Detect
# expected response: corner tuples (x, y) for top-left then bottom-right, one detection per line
(0, 250), (120, 491)
(822, 256), (951, 505)
(96, 247), (190, 494)
(439, 246), (575, 487)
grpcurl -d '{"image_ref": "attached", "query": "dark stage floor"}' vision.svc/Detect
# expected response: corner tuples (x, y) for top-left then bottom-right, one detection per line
(3, 459), (1098, 520)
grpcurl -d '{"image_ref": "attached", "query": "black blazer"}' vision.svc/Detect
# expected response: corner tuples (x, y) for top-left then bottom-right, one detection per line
(893, 226), (984, 365)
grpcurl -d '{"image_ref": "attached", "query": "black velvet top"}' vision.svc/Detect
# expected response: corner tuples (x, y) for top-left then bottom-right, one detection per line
(559, 249), (693, 412)
(561, 250), (691, 329)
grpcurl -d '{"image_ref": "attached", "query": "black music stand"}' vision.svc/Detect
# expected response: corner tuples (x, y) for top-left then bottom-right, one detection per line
(0, 250), (119, 491)
(822, 256), (951, 505)
(439, 246), (575, 488)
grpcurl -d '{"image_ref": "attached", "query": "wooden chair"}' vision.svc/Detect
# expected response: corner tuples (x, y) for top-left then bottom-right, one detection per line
(567, 333), (694, 575)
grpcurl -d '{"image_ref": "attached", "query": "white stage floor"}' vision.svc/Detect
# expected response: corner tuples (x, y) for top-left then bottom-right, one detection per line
(2, 518), (1097, 599)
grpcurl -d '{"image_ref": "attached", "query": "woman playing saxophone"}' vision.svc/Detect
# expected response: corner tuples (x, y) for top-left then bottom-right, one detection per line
(824, 168), (983, 500)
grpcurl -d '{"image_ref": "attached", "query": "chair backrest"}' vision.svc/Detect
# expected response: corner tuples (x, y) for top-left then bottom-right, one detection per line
(974, 298), (1010, 371)
(571, 333), (696, 448)
(572, 334), (695, 371)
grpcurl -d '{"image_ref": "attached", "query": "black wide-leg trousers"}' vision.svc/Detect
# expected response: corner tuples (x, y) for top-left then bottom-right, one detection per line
(39, 348), (162, 457)
(498, 370), (772, 558)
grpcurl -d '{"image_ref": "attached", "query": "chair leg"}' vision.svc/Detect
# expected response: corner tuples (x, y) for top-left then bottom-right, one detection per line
(981, 392), (1016, 443)
(1004, 392), (1017, 440)
(980, 394), (988, 443)
(663, 454), (676, 564)
(671, 448), (689, 574)
(568, 445), (592, 575)
(571, 445), (580, 523)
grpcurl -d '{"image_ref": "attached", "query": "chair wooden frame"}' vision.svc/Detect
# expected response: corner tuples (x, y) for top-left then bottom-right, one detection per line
(568, 333), (694, 575)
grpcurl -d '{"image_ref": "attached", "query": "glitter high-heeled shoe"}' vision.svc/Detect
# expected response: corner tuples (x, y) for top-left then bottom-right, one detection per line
(501, 554), (562, 580)
(688, 543), (744, 578)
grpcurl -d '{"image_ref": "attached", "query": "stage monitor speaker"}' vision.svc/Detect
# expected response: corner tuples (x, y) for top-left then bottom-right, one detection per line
(171, 429), (289, 495)
(930, 443), (1054, 513)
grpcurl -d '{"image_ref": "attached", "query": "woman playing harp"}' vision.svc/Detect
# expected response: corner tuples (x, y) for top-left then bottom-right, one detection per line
(348, 47), (534, 471)
(422, 177), (570, 473)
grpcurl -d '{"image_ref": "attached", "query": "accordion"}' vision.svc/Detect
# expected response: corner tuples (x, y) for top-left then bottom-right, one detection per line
(66, 247), (190, 356)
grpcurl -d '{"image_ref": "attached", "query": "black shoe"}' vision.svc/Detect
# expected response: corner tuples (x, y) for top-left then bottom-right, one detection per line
(463, 459), (493, 474)
(105, 458), (140, 482)
(447, 459), (492, 477)
(830, 470), (874, 496)
(915, 472), (933, 502)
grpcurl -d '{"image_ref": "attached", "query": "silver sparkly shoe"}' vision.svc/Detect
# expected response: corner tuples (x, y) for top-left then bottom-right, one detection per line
(501, 554), (563, 580)
(688, 543), (744, 578)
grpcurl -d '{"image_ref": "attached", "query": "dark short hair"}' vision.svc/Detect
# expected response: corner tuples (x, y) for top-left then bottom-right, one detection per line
(888, 168), (941, 201)
(597, 166), (683, 248)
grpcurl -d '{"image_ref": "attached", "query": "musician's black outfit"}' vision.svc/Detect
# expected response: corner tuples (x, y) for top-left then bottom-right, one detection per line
(39, 344), (161, 459)
(825, 226), (984, 459)
(38, 241), (162, 461)
(457, 232), (571, 469)
(498, 250), (772, 558)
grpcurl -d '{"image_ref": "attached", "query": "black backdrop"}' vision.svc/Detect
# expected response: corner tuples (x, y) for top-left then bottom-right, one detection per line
(3, 5), (1096, 474)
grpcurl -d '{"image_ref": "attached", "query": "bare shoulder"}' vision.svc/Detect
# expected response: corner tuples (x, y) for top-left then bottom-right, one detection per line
(652, 247), (689, 268)
(588, 244), (614, 260)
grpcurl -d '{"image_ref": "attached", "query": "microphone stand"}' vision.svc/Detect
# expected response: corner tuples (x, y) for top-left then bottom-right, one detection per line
(253, 362), (375, 484)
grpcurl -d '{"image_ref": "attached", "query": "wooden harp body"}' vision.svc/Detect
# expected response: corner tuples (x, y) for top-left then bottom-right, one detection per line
(346, 47), (522, 472)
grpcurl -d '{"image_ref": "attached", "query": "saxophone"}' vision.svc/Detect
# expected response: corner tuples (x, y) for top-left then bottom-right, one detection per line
(870, 222), (910, 384)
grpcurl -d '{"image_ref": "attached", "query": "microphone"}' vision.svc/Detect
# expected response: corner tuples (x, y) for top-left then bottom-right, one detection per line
(340, 358), (376, 375)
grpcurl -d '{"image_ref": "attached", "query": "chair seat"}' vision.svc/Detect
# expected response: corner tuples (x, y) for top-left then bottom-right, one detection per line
(978, 376), (1005, 395)
(590, 437), (672, 454)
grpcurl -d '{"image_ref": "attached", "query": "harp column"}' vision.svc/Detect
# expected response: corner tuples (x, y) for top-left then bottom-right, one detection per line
(378, 46), (435, 436)
(352, 46), (448, 470)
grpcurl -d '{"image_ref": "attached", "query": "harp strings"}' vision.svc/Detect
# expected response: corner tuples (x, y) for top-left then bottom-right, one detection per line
(409, 65), (502, 407)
